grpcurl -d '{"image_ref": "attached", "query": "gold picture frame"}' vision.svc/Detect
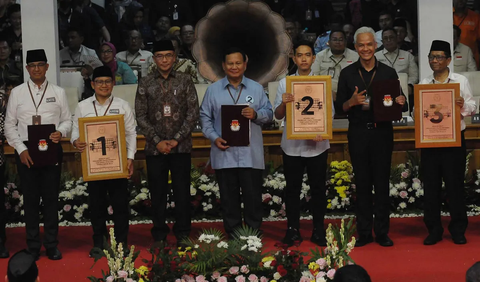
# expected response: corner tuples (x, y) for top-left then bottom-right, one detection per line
(285, 75), (333, 139)
(414, 83), (461, 148)
(78, 115), (129, 181)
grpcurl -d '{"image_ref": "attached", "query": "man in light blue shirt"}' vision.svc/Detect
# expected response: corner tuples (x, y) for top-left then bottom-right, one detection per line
(274, 40), (332, 247)
(200, 47), (273, 237)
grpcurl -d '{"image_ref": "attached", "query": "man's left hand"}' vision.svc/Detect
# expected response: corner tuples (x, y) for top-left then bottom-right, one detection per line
(455, 97), (465, 108)
(127, 159), (134, 179)
(395, 96), (406, 106)
(49, 131), (62, 143)
(167, 139), (178, 149)
(241, 107), (257, 120)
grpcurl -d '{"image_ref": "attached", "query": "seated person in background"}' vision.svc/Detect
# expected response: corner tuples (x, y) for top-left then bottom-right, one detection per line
(0, 4), (21, 63)
(59, 27), (102, 68)
(119, 6), (154, 52)
(0, 39), (22, 88)
(375, 28), (418, 112)
(116, 29), (154, 78)
(312, 29), (358, 100)
(333, 264), (371, 282)
(375, 11), (394, 48)
(314, 13), (344, 54)
(6, 250), (39, 282)
(466, 261), (480, 282)
(454, 24), (477, 73)
(178, 24), (196, 62)
(99, 42), (138, 85)
(393, 18), (416, 56)
(168, 26), (181, 41)
(343, 23), (355, 50)
(154, 16), (171, 42)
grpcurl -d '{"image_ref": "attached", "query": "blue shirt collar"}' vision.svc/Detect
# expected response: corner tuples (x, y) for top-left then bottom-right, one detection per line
(221, 76), (247, 89)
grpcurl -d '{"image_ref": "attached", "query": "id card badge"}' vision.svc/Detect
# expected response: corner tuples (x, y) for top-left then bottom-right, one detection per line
(164, 104), (172, 117)
(314, 10), (320, 18)
(362, 95), (371, 111)
(32, 115), (41, 125)
(327, 67), (335, 77)
(173, 4), (179, 20)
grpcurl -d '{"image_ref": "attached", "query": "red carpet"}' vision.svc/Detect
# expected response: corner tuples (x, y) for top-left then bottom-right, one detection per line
(0, 216), (479, 281)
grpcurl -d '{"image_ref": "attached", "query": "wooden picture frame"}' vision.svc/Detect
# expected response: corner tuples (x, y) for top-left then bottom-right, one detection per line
(78, 115), (129, 181)
(285, 75), (333, 139)
(414, 83), (461, 148)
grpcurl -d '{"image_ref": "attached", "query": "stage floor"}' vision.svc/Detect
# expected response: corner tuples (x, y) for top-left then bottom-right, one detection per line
(1, 216), (479, 281)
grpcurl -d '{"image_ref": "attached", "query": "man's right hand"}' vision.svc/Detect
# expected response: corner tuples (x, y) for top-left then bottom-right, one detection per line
(349, 86), (368, 107)
(156, 140), (171, 155)
(20, 150), (34, 168)
(214, 137), (229, 150)
(73, 140), (88, 153)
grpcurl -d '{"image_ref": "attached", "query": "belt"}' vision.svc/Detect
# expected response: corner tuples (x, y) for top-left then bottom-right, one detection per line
(351, 122), (392, 130)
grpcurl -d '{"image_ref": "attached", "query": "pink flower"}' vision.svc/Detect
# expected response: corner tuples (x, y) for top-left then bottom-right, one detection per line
(211, 271), (221, 280)
(317, 271), (326, 278)
(63, 204), (72, 212)
(117, 270), (128, 278)
(4, 188), (8, 195)
(401, 171), (410, 178)
(195, 275), (206, 282)
(260, 277), (268, 282)
(248, 274), (258, 282)
(327, 269), (336, 279)
(229, 266), (239, 275)
(413, 178), (421, 184)
(106, 276), (114, 282)
(305, 195), (311, 202)
(316, 258), (327, 269)
(218, 277), (228, 282)
(7, 183), (16, 189)
(240, 265), (249, 274)
(107, 205), (114, 215)
(171, 202), (175, 208)
(182, 275), (195, 282)
(126, 279), (134, 282)
(399, 191), (408, 199)
(235, 275), (246, 282)
(300, 277), (311, 282)
(12, 191), (20, 199)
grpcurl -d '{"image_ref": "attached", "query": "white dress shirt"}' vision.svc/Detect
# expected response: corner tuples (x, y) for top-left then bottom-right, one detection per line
(71, 94), (137, 160)
(312, 48), (359, 92)
(454, 43), (477, 73)
(5, 79), (72, 154)
(420, 70), (476, 130)
(116, 49), (154, 77)
(273, 71), (333, 157)
(375, 48), (419, 85)
(59, 45), (102, 68)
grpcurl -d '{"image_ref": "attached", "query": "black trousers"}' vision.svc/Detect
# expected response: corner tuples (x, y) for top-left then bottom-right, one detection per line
(348, 124), (393, 238)
(215, 168), (263, 235)
(0, 164), (6, 244)
(15, 151), (62, 251)
(87, 178), (129, 247)
(421, 131), (467, 237)
(283, 151), (328, 233)
(146, 153), (191, 241)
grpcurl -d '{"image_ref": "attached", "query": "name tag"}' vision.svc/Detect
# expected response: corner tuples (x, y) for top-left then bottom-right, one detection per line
(456, 56), (463, 60)
(347, 61), (353, 63)
(46, 97), (56, 103)
(109, 109), (120, 114)
(398, 58), (405, 61)
(140, 59), (146, 62)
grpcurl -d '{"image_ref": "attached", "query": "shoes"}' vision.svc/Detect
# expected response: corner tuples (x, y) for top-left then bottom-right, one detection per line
(375, 235), (394, 247)
(46, 247), (62, 260)
(89, 246), (103, 258)
(0, 244), (9, 258)
(281, 227), (303, 247)
(423, 234), (443, 245)
(310, 231), (327, 247)
(354, 236), (373, 247)
(452, 235), (467, 245)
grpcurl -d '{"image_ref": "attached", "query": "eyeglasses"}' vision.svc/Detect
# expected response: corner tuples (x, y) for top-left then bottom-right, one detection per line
(100, 50), (113, 54)
(330, 37), (344, 42)
(154, 53), (175, 60)
(94, 79), (113, 86)
(428, 55), (448, 61)
(27, 62), (46, 68)
(382, 36), (396, 42)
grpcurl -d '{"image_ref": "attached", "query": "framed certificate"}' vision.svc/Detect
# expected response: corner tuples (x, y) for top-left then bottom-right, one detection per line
(414, 83), (461, 148)
(285, 75), (333, 139)
(78, 115), (129, 181)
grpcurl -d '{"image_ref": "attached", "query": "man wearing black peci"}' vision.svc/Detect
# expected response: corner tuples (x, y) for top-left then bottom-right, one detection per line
(335, 27), (405, 247)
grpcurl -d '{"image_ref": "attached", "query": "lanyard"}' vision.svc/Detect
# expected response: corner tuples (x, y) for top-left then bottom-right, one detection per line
(27, 82), (49, 115)
(432, 78), (451, 84)
(93, 97), (114, 116)
(384, 50), (399, 67)
(358, 68), (376, 94)
(330, 55), (344, 68)
(227, 85), (243, 104)
(159, 77), (172, 94)
(127, 52), (141, 65)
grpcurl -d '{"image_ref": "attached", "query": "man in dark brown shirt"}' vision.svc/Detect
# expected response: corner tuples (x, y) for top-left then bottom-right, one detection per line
(135, 40), (199, 246)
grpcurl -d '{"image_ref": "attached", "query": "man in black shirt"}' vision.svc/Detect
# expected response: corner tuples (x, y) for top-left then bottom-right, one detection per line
(335, 26), (405, 247)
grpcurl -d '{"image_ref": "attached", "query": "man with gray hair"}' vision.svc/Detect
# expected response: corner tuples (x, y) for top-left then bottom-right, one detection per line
(335, 26), (406, 248)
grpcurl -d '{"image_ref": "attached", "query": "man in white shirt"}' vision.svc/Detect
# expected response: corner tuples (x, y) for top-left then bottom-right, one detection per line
(453, 25), (477, 73)
(71, 66), (136, 257)
(375, 28), (418, 111)
(375, 11), (394, 48)
(274, 40), (331, 247)
(4, 49), (72, 261)
(116, 29), (154, 78)
(312, 30), (359, 100)
(59, 27), (101, 68)
(420, 40), (476, 246)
